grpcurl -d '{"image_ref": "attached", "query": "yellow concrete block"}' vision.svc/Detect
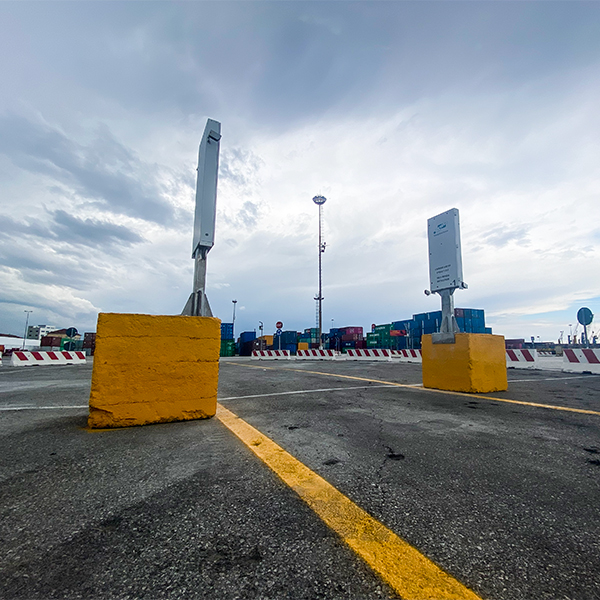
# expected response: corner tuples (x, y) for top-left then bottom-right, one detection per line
(88, 313), (220, 428)
(422, 333), (507, 393)
(298, 342), (309, 351)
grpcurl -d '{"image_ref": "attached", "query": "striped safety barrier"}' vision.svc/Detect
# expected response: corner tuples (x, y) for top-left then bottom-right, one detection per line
(391, 349), (422, 363)
(345, 348), (393, 361)
(562, 348), (600, 374)
(251, 350), (291, 360)
(506, 349), (538, 369)
(296, 349), (341, 360)
(10, 350), (87, 367)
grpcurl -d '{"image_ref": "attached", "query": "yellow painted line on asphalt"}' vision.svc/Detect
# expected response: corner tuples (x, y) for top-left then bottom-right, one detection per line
(216, 402), (482, 600)
(290, 368), (600, 417)
(226, 363), (600, 417)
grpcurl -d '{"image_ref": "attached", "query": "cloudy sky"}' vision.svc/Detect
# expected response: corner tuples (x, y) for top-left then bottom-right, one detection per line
(1, 1), (599, 342)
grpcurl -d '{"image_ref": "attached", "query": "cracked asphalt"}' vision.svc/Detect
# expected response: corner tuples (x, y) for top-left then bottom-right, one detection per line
(1, 358), (600, 599)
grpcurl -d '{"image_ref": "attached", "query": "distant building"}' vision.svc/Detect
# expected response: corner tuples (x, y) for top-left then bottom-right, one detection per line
(27, 325), (58, 340)
(45, 329), (81, 341)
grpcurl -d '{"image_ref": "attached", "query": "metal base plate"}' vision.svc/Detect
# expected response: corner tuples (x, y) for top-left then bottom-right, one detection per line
(432, 332), (456, 344)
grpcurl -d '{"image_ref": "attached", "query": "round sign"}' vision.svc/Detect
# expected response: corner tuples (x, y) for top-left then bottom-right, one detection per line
(63, 341), (76, 351)
(65, 327), (78, 338)
(276, 321), (283, 329)
(577, 307), (594, 326)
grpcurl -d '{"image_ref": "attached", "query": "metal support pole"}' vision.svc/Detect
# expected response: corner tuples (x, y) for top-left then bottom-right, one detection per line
(232, 300), (237, 338)
(439, 289), (459, 333)
(317, 203), (323, 349)
(432, 289), (459, 344)
(191, 251), (213, 317)
(312, 195), (327, 350)
(22, 310), (32, 350)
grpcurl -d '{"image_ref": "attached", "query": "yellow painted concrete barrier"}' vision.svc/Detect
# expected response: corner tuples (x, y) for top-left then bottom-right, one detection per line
(422, 333), (507, 393)
(88, 313), (220, 428)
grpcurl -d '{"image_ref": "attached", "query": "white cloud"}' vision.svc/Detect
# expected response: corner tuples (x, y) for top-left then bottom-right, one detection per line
(0, 2), (599, 342)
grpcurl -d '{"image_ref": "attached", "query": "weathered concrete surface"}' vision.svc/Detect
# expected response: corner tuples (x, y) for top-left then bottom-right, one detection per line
(422, 333), (508, 393)
(88, 313), (220, 428)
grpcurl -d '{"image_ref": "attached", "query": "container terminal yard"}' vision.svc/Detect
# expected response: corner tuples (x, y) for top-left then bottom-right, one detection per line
(1, 348), (600, 600)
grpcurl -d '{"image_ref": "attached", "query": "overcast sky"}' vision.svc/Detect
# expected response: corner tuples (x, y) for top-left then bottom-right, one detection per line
(1, 1), (599, 342)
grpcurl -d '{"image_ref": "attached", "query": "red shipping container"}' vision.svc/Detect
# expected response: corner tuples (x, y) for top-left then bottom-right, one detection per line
(355, 340), (367, 349)
(341, 333), (363, 342)
(339, 327), (363, 336)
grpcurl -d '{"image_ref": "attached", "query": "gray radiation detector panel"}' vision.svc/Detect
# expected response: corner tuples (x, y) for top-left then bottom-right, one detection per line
(427, 208), (465, 292)
(192, 119), (221, 259)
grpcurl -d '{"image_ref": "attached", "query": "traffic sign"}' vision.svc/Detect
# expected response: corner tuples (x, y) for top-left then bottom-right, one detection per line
(577, 307), (593, 326)
(63, 341), (76, 351)
(65, 327), (78, 338)
(276, 321), (283, 329)
(275, 329), (282, 336)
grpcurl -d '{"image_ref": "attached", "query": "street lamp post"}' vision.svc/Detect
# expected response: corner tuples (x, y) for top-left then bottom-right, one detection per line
(232, 300), (237, 338)
(312, 195), (327, 349)
(22, 310), (33, 350)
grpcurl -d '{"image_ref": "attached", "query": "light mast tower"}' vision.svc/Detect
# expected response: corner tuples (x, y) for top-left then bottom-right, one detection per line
(313, 195), (327, 349)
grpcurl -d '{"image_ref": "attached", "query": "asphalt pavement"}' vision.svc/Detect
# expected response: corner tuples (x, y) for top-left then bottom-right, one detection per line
(1, 358), (599, 599)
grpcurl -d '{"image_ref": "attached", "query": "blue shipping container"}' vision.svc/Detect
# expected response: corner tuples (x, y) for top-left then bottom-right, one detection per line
(220, 323), (234, 340)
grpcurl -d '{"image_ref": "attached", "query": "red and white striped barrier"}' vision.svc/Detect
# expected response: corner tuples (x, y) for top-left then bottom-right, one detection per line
(251, 350), (291, 360)
(506, 349), (538, 369)
(391, 349), (422, 363)
(345, 348), (393, 361)
(562, 349), (600, 374)
(296, 349), (341, 360)
(10, 350), (87, 367)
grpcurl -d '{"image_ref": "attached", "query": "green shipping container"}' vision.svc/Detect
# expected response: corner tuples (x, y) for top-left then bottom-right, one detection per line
(220, 340), (236, 357)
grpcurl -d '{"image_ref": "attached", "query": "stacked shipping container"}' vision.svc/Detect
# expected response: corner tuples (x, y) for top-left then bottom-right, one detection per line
(239, 331), (257, 356)
(220, 322), (235, 357)
(216, 308), (490, 356)
(368, 308), (491, 350)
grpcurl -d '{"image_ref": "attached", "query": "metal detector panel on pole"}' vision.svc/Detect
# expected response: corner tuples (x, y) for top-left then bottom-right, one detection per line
(426, 208), (467, 343)
(428, 209), (464, 293)
(182, 118), (221, 317)
(192, 119), (221, 259)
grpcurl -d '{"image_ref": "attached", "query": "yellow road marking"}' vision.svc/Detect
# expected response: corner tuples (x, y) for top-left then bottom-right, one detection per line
(227, 363), (600, 417)
(216, 403), (482, 600)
